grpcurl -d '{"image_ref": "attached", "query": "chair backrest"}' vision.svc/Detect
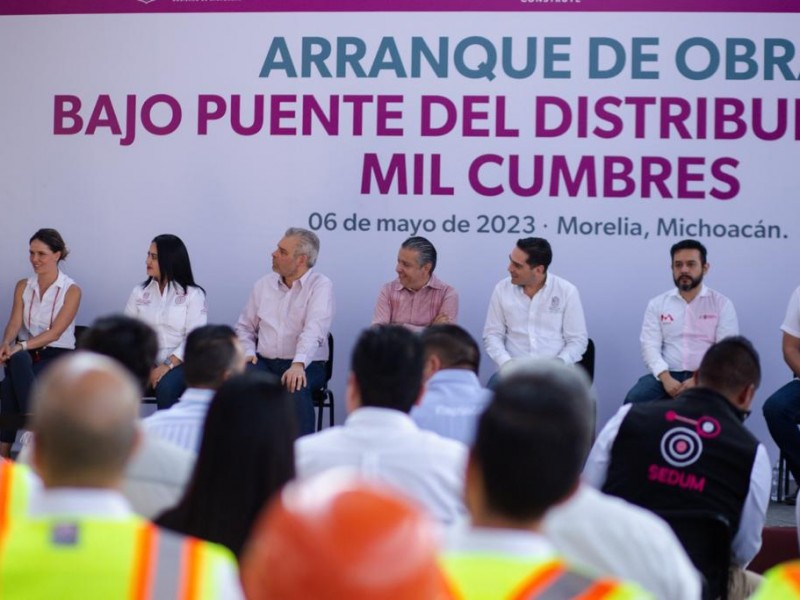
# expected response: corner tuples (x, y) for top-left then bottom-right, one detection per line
(655, 509), (732, 600)
(323, 333), (334, 384)
(577, 338), (595, 382)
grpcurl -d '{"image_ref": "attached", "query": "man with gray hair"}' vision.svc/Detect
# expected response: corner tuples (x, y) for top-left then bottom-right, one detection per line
(235, 227), (334, 436)
(372, 236), (458, 331)
(0, 353), (243, 597)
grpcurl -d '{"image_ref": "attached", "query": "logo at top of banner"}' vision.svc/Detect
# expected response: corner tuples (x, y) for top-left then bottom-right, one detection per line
(137, 0), (156, 4)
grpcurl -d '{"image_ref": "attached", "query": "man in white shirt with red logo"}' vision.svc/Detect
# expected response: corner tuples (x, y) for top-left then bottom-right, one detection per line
(235, 228), (334, 436)
(482, 237), (588, 387)
(624, 239), (738, 404)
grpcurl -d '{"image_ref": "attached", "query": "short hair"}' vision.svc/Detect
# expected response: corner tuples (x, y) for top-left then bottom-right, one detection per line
(351, 326), (424, 413)
(157, 372), (296, 558)
(420, 325), (480, 374)
(516, 237), (552, 270)
(146, 234), (205, 294)
(670, 239), (707, 265)
(285, 227), (320, 268)
(401, 237), (437, 273)
(183, 325), (239, 389)
(697, 336), (761, 397)
(31, 353), (140, 484)
(474, 361), (593, 521)
(30, 228), (69, 261)
(78, 314), (158, 392)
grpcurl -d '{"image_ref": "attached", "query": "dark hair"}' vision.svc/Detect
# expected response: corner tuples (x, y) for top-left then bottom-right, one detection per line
(698, 336), (761, 397)
(30, 228), (69, 261)
(516, 237), (552, 270)
(420, 324), (480, 374)
(473, 365), (592, 522)
(143, 234), (205, 294)
(78, 314), (158, 392)
(183, 325), (238, 389)
(670, 239), (707, 265)
(352, 325), (424, 413)
(401, 237), (437, 273)
(156, 372), (296, 558)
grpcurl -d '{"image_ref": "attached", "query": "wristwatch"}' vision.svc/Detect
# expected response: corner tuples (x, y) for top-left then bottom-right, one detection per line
(163, 358), (174, 370)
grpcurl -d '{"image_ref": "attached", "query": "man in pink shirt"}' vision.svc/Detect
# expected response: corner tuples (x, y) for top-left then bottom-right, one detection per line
(235, 228), (334, 436)
(371, 237), (458, 332)
(624, 239), (738, 404)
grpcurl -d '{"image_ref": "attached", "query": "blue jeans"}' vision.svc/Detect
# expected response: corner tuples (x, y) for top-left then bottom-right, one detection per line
(1, 348), (70, 443)
(624, 370), (694, 404)
(151, 364), (186, 411)
(248, 357), (325, 437)
(763, 379), (800, 484)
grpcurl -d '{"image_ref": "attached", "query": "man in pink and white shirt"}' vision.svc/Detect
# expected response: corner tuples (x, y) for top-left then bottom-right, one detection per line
(371, 237), (458, 332)
(624, 239), (739, 404)
(235, 227), (334, 436)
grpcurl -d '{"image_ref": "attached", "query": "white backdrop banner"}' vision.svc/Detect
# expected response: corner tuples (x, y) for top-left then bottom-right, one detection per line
(1, 1), (798, 456)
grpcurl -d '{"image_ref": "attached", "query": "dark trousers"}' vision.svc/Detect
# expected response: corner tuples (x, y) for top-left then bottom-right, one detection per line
(149, 364), (186, 411)
(247, 357), (325, 437)
(0, 348), (70, 443)
(624, 370), (694, 404)
(763, 379), (800, 484)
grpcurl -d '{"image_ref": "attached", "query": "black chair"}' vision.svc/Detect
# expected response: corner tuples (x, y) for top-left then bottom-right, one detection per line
(778, 450), (792, 503)
(312, 333), (335, 431)
(577, 338), (595, 382)
(655, 509), (732, 600)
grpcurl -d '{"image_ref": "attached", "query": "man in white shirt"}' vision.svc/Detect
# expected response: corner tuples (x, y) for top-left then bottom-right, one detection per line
(624, 239), (739, 404)
(483, 237), (588, 386)
(235, 227), (334, 436)
(143, 324), (245, 453)
(411, 324), (491, 445)
(4, 352), (243, 598)
(295, 325), (468, 526)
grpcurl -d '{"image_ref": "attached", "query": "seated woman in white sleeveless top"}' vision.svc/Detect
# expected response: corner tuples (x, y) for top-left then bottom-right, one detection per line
(0, 228), (82, 458)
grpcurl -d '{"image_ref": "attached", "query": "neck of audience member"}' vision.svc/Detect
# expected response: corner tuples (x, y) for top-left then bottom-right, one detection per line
(282, 266), (308, 288)
(37, 268), (59, 293)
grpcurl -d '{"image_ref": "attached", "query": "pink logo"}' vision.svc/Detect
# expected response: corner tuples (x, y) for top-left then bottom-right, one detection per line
(660, 313), (674, 323)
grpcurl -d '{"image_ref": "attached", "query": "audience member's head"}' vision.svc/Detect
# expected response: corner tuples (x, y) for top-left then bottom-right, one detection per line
(30, 353), (141, 489)
(468, 360), (593, 527)
(183, 324), (245, 389)
(696, 336), (761, 413)
(156, 372), (296, 558)
(77, 314), (158, 392)
(421, 324), (480, 379)
(241, 471), (448, 600)
(348, 325), (424, 414)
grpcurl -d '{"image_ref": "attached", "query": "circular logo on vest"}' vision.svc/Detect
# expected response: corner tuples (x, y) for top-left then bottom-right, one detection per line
(660, 426), (703, 468)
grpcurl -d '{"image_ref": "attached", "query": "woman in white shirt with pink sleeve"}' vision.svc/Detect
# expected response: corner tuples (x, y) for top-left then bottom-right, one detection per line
(124, 234), (207, 410)
(0, 228), (82, 457)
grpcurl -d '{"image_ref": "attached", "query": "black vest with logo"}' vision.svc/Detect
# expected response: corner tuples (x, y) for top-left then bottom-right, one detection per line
(601, 388), (758, 535)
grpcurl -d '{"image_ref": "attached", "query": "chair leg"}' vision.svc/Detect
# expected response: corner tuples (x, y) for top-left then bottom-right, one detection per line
(778, 451), (787, 502)
(328, 392), (334, 428)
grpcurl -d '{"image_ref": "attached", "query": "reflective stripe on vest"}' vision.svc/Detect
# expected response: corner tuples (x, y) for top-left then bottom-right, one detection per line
(444, 555), (623, 600)
(0, 517), (209, 599)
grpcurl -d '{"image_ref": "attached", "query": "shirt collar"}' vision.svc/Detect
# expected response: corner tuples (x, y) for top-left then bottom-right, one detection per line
(428, 369), (483, 388)
(445, 525), (557, 559)
(345, 406), (419, 431)
(29, 488), (134, 519)
(393, 274), (444, 293)
(178, 387), (216, 404)
(276, 268), (314, 291)
(28, 269), (68, 295)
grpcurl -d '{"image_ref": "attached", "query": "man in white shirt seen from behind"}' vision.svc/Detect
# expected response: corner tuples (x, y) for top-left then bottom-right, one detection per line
(295, 325), (468, 526)
(235, 227), (334, 436)
(483, 237), (588, 387)
(624, 239), (738, 404)
(143, 324), (245, 453)
(411, 324), (491, 445)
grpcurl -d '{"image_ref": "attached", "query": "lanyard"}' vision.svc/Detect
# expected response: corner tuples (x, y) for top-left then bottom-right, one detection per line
(27, 284), (61, 333)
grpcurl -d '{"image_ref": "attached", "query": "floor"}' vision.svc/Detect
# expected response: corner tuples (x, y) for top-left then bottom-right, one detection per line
(767, 500), (796, 527)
